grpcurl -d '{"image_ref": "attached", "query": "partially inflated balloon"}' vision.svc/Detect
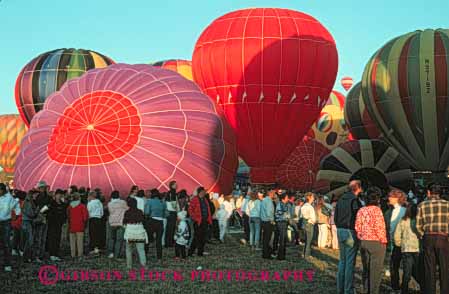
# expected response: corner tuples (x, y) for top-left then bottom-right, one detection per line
(308, 90), (349, 150)
(15, 64), (238, 196)
(192, 8), (338, 183)
(344, 82), (381, 139)
(15, 48), (114, 126)
(276, 137), (330, 190)
(152, 59), (193, 81)
(362, 29), (449, 172)
(317, 140), (412, 196)
(0, 115), (28, 174)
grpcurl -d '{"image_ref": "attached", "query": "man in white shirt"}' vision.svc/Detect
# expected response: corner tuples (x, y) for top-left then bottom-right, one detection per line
(300, 192), (316, 259)
(87, 192), (104, 254)
(0, 183), (20, 272)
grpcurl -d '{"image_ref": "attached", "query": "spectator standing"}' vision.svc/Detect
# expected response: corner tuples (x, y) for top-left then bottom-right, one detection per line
(107, 191), (127, 259)
(47, 189), (67, 261)
(188, 187), (212, 257)
(301, 192), (316, 259)
(87, 191), (104, 254)
(144, 189), (166, 262)
(67, 193), (88, 258)
(123, 197), (147, 269)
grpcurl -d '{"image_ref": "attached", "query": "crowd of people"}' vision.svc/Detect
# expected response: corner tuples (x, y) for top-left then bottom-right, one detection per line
(0, 178), (448, 293)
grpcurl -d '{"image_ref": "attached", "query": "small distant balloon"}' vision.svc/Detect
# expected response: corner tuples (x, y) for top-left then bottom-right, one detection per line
(341, 76), (354, 91)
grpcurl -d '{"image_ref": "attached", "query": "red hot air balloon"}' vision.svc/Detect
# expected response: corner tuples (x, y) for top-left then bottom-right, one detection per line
(276, 137), (330, 190)
(14, 64), (238, 196)
(341, 77), (354, 91)
(192, 8), (338, 183)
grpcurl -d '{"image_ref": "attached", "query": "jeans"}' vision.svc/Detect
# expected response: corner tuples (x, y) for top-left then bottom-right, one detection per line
(276, 221), (288, 260)
(249, 217), (261, 247)
(261, 221), (274, 258)
(22, 220), (33, 260)
(218, 219), (228, 241)
(390, 245), (402, 290)
(149, 218), (163, 259)
(401, 252), (421, 294)
(126, 242), (146, 269)
(303, 223), (314, 258)
(360, 240), (386, 294)
(33, 223), (47, 259)
(336, 228), (359, 294)
(0, 220), (12, 267)
(165, 211), (177, 247)
(107, 225), (124, 257)
(422, 234), (449, 294)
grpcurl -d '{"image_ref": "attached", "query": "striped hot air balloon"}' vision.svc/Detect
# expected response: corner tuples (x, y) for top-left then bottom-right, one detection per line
(344, 82), (381, 139)
(0, 115), (28, 175)
(362, 29), (449, 172)
(15, 48), (115, 126)
(341, 77), (354, 91)
(276, 137), (330, 190)
(152, 59), (193, 81)
(317, 140), (412, 196)
(14, 64), (238, 196)
(308, 90), (349, 150)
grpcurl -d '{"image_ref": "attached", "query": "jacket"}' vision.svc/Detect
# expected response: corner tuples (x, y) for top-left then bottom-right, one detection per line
(393, 218), (420, 253)
(334, 192), (362, 230)
(22, 199), (37, 222)
(188, 196), (212, 225)
(174, 219), (190, 246)
(144, 198), (167, 218)
(47, 200), (67, 226)
(67, 202), (88, 233)
(108, 199), (128, 226)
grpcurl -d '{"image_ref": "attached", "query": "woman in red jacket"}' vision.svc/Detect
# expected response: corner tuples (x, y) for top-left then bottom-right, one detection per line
(188, 187), (212, 257)
(67, 192), (88, 258)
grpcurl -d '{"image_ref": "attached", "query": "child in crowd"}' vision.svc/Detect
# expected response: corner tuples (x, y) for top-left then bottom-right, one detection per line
(216, 204), (228, 243)
(174, 210), (190, 260)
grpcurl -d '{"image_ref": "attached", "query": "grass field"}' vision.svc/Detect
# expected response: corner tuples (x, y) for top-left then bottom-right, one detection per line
(0, 230), (424, 294)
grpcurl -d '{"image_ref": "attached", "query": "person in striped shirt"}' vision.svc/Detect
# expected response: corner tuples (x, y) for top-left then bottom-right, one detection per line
(416, 184), (449, 294)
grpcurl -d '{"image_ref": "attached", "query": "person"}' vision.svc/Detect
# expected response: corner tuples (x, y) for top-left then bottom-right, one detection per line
(165, 181), (178, 248)
(355, 187), (387, 294)
(0, 183), (21, 272)
(144, 189), (166, 262)
(22, 191), (37, 262)
(211, 193), (221, 241)
(216, 204), (228, 243)
(47, 189), (67, 261)
(260, 190), (275, 259)
(132, 190), (146, 214)
(334, 180), (363, 294)
(128, 186), (139, 199)
(174, 210), (190, 260)
(248, 192), (261, 250)
(87, 191), (104, 254)
(393, 203), (422, 294)
(11, 190), (25, 257)
(384, 189), (407, 291)
(315, 196), (330, 249)
(188, 187), (212, 257)
(205, 193), (216, 243)
(240, 192), (250, 244)
(107, 190), (127, 259)
(275, 193), (290, 260)
(67, 192), (88, 258)
(330, 197), (339, 250)
(416, 184), (449, 294)
(301, 192), (316, 259)
(33, 181), (51, 262)
(123, 197), (147, 269)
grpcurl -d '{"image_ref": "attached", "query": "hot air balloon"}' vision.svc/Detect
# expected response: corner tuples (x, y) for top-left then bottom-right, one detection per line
(0, 115), (28, 176)
(307, 90), (349, 150)
(236, 157), (251, 185)
(152, 59), (193, 81)
(362, 29), (449, 172)
(317, 140), (412, 196)
(341, 77), (354, 91)
(276, 137), (330, 190)
(192, 8), (338, 183)
(15, 64), (238, 196)
(15, 48), (115, 126)
(344, 82), (381, 139)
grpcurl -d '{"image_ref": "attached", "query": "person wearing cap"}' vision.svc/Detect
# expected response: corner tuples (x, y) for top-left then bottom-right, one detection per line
(33, 180), (51, 262)
(0, 183), (21, 272)
(188, 187), (212, 257)
(384, 189), (407, 292)
(174, 210), (190, 260)
(416, 184), (449, 294)
(46, 189), (67, 261)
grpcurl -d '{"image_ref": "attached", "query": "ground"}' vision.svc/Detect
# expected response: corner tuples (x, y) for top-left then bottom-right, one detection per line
(0, 230), (424, 294)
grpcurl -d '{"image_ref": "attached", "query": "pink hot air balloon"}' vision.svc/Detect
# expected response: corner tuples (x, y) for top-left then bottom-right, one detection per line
(341, 76), (354, 91)
(15, 64), (238, 196)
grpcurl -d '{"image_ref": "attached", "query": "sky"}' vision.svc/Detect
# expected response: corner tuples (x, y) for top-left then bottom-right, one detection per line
(0, 0), (448, 114)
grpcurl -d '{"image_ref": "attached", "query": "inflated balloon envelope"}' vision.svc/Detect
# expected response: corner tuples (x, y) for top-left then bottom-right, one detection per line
(14, 64), (238, 196)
